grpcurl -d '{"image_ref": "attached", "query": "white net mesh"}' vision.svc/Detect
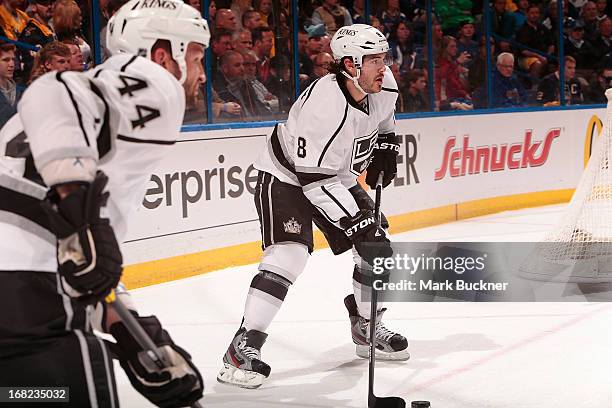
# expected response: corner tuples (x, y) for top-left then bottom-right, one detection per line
(520, 89), (612, 282)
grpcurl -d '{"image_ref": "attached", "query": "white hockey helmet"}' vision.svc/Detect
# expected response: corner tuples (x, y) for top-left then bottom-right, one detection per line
(330, 24), (389, 71)
(106, 0), (210, 84)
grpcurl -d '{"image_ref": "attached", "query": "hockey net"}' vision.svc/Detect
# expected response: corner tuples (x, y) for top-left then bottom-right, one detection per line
(520, 90), (612, 283)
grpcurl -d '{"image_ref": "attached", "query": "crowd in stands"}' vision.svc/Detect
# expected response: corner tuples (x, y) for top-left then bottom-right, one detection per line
(0, 0), (611, 127)
(0, 0), (90, 127)
(201, 0), (612, 120)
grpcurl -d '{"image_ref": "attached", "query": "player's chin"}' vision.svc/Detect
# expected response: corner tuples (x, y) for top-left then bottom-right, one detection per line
(370, 82), (383, 93)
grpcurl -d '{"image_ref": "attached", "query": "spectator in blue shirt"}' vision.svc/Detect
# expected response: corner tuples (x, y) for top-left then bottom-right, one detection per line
(492, 52), (528, 107)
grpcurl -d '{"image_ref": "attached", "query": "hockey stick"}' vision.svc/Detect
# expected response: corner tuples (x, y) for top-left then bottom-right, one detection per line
(109, 295), (204, 408)
(369, 173), (406, 408)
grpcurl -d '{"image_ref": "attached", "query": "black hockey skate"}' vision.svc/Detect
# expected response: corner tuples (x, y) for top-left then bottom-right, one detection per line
(217, 327), (271, 389)
(344, 294), (410, 361)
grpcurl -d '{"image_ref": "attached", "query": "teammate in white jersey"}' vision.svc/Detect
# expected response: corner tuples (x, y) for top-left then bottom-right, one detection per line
(218, 24), (409, 389)
(0, 1), (209, 406)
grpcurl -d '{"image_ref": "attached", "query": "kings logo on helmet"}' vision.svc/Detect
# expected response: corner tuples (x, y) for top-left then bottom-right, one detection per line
(139, 0), (178, 9)
(337, 28), (357, 36)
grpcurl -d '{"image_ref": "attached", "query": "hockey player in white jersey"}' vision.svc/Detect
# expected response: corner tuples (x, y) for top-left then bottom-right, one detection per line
(0, 1), (209, 406)
(218, 24), (409, 389)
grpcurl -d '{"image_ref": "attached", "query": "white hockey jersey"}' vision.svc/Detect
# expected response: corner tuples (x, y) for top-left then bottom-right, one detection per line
(0, 54), (185, 272)
(254, 67), (398, 225)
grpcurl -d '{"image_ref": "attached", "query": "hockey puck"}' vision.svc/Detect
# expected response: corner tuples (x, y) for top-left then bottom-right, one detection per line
(411, 402), (431, 408)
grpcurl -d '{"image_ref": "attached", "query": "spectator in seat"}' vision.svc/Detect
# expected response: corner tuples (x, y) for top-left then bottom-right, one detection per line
(403, 69), (428, 112)
(542, 0), (571, 52)
(62, 38), (84, 71)
(414, 21), (443, 70)
(184, 0), (200, 11)
(456, 21), (478, 68)
(321, 34), (332, 54)
(0, 43), (18, 128)
(435, 35), (472, 110)
(469, 36), (495, 97)
(297, 28), (308, 56)
(209, 0), (216, 21)
(516, 4), (554, 80)
(492, 52), (528, 107)
(349, 0), (366, 24)
(536, 55), (584, 105)
(388, 21), (416, 72)
(301, 24), (326, 77)
(596, 0), (608, 21)
(233, 29), (253, 52)
(266, 55), (292, 113)
(311, 51), (333, 79)
(242, 9), (263, 31)
(28, 40), (70, 83)
(593, 17), (612, 63)
(215, 50), (268, 119)
(297, 28), (310, 82)
(215, 8), (238, 33)
(585, 66), (612, 103)
(211, 29), (233, 78)
(492, 0), (517, 51)
(230, 0), (252, 21)
(370, 16), (386, 38)
(381, 0), (407, 36)
(241, 49), (279, 114)
(254, 0), (272, 27)
(514, 0), (530, 29)
(53, 0), (91, 68)
(17, 0), (55, 84)
(564, 19), (598, 70)
(301, 51), (333, 91)
(252, 26), (274, 86)
(580, 1), (599, 43)
(312, 0), (352, 36)
(0, 0), (29, 40)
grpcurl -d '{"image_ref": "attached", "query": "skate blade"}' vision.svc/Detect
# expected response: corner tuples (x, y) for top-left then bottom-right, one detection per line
(217, 363), (267, 389)
(356, 345), (411, 361)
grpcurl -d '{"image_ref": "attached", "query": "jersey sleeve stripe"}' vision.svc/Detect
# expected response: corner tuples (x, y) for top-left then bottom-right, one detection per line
(382, 87), (399, 93)
(88, 80), (112, 159)
(116, 134), (176, 145)
(317, 102), (348, 167)
(313, 203), (338, 224)
(295, 171), (335, 188)
(270, 125), (296, 174)
(56, 71), (90, 147)
(300, 77), (321, 107)
(0, 185), (52, 232)
(120, 55), (139, 72)
(321, 184), (351, 217)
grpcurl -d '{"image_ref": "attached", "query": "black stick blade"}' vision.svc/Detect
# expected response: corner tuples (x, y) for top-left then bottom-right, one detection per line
(369, 395), (407, 408)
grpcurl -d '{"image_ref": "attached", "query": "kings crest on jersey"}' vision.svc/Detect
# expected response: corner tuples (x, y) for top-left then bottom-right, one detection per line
(0, 53), (184, 272)
(254, 66), (398, 224)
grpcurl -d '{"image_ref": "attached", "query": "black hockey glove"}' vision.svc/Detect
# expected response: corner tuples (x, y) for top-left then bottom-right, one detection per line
(340, 209), (393, 265)
(110, 314), (204, 408)
(41, 171), (122, 305)
(365, 133), (400, 189)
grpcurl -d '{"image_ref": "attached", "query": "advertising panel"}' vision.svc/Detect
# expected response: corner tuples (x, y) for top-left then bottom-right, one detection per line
(122, 109), (605, 274)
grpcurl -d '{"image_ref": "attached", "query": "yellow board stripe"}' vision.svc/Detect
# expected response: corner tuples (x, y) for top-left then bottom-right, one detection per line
(121, 188), (574, 289)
